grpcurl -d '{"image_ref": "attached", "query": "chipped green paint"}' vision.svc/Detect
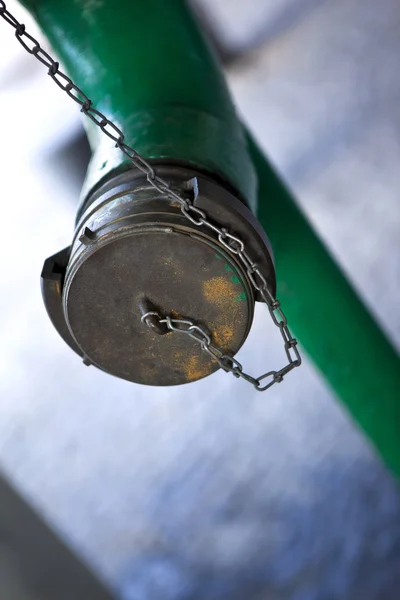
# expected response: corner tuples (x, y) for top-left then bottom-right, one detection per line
(234, 292), (247, 303)
(226, 268), (247, 302)
(214, 253), (247, 300)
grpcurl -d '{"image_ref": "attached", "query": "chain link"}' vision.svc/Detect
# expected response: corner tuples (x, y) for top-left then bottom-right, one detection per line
(0, 1), (301, 391)
(142, 312), (300, 392)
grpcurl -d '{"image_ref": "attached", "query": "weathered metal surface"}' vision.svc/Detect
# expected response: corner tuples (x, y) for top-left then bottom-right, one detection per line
(41, 247), (83, 357)
(42, 167), (275, 386)
(66, 229), (252, 385)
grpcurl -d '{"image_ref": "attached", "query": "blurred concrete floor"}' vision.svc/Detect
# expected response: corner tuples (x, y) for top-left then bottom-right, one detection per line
(0, 0), (399, 599)
(0, 473), (116, 600)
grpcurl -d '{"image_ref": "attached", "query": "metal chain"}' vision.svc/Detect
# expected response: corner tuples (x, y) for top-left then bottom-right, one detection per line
(142, 311), (300, 391)
(0, 1), (301, 392)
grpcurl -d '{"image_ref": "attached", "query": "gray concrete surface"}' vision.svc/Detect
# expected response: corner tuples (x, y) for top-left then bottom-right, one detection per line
(0, 0), (399, 599)
(0, 472), (116, 600)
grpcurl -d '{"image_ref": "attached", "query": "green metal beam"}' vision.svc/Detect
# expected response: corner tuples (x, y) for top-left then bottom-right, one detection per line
(249, 133), (400, 477)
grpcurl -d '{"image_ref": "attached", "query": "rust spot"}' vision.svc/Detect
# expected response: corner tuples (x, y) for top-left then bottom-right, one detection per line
(203, 276), (237, 309)
(212, 325), (235, 348)
(203, 275), (248, 352)
(173, 350), (211, 382)
(186, 353), (211, 382)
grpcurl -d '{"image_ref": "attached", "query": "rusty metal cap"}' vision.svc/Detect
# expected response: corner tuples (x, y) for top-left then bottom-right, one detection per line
(42, 166), (275, 386)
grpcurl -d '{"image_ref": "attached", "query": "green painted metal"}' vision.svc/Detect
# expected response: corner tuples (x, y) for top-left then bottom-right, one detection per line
(249, 133), (400, 478)
(20, 0), (400, 475)
(20, 0), (257, 211)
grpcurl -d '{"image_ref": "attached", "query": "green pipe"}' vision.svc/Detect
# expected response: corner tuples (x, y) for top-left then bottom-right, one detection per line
(20, 0), (257, 212)
(249, 133), (400, 477)
(19, 0), (400, 475)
